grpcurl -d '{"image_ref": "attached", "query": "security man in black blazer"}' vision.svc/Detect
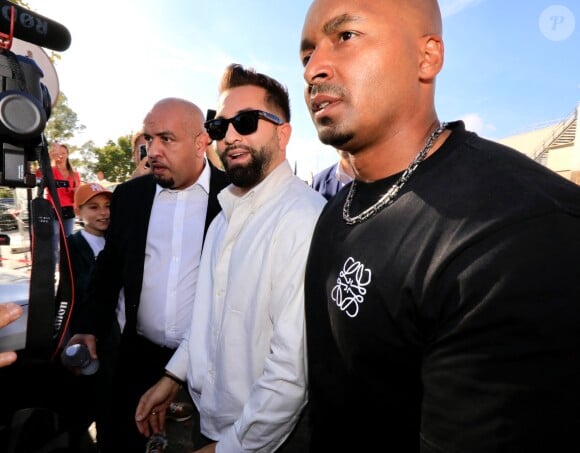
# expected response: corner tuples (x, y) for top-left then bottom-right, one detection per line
(65, 98), (229, 451)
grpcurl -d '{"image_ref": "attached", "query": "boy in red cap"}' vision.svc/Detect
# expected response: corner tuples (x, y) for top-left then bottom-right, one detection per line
(73, 183), (112, 239)
(68, 182), (116, 447)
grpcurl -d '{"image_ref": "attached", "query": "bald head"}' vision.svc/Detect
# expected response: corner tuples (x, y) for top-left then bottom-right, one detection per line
(142, 97), (209, 190)
(147, 97), (205, 127)
(404, 0), (442, 36)
(303, 0), (442, 44)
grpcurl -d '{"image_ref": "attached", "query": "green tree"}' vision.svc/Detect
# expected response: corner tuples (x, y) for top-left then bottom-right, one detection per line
(44, 92), (85, 144)
(86, 134), (135, 183)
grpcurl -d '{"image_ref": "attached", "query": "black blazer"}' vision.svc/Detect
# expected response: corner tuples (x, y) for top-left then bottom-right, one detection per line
(67, 231), (99, 334)
(80, 163), (229, 339)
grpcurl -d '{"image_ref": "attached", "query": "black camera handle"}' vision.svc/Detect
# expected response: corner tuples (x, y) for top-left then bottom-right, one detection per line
(25, 135), (74, 361)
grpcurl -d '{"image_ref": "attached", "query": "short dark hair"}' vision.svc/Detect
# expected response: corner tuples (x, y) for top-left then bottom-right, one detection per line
(218, 63), (290, 122)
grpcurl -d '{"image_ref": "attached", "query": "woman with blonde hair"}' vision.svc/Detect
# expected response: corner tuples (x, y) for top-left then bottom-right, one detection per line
(47, 142), (81, 265)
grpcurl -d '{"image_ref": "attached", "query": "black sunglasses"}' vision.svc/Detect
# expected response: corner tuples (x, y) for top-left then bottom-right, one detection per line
(204, 110), (283, 141)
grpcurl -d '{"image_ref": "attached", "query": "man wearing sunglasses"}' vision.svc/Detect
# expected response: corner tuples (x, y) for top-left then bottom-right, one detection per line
(136, 64), (326, 452)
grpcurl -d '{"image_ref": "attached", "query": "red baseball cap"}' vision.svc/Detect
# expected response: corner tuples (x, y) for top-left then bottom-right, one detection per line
(74, 183), (112, 207)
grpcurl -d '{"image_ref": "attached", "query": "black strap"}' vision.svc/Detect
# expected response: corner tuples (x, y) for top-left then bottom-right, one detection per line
(26, 195), (54, 359)
(25, 136), (75, 361)
(54, 219), (74, 354)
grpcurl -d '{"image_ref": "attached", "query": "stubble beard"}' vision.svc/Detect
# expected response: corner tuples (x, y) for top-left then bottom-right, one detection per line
(317, 116), (354, 149)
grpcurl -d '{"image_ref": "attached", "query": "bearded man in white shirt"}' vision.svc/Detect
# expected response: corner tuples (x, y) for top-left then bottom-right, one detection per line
(135, 64), (326, 452)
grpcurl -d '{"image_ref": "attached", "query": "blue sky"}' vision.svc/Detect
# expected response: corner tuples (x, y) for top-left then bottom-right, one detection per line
(25, 0), (580, 180)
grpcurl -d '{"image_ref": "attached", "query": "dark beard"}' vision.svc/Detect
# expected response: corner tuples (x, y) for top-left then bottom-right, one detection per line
(154, 175), (175, 188)
(221, 145), (271, 189)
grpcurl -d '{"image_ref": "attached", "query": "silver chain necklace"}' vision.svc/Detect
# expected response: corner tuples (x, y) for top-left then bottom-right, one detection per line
(343, 122), (447, 225)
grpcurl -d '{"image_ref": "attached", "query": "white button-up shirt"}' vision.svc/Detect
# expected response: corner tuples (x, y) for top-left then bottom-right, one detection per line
(135, 162), (211, 348)
(167, 161), (326, 451)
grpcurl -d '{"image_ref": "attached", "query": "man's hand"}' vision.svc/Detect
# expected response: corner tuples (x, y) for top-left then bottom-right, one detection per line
(132, 156), (152, 178)
(135, 375), (180, 437)
(0, 303), (23, 367)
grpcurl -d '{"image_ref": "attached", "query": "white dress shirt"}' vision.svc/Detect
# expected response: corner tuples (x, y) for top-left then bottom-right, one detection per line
(167, 161), (325, 452)
(134, 162), (211, 348)
(80, 230), (106, 258)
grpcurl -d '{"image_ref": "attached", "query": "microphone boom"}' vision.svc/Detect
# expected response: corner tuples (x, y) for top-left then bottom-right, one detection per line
(0, 1), (71, 51)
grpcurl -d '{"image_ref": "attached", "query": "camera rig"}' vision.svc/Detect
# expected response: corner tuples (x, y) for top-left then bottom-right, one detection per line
(0, 1), (73, 361)
(0, 3), (53, 188)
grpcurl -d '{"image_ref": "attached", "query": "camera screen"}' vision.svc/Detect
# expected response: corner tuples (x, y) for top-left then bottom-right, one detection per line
(139, 144), (147, 161)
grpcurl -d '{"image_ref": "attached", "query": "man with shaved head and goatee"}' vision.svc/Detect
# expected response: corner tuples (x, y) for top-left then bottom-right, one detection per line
(65, 98), (229, 451)
(300, 0), (580, 451)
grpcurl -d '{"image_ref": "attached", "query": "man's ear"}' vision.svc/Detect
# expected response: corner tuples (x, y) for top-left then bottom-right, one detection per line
(419, 35), (444, 82)
(74, 206), (81, 217)
(195, 132), (211, 158)
(277, 122), (292, 150)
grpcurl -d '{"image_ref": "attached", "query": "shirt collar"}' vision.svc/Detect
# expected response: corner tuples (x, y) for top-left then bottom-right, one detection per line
(335, 162), (353, 186)
(154, 159), (211, 196)
(218, 160), (293, 219)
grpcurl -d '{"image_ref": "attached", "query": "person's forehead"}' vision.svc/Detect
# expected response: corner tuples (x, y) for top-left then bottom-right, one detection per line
(304, 0), (439, 34)
(217, 85), (267, 117)
(144, 109), (183, 135)
(305, 0), (379, 23)
(302, 0), (385, 46)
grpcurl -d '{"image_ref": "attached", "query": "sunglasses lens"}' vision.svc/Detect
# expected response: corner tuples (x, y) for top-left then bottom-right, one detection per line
(232, 111), (259, 135)
(205, 111), (264, 141)
(206, 120), (228, 141)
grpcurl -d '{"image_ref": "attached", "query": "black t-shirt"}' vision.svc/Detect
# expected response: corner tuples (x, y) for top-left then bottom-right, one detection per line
(305, 122), (580, 452)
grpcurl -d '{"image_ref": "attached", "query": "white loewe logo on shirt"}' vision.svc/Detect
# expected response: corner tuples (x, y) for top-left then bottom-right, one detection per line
(331, 257), (372, 318)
